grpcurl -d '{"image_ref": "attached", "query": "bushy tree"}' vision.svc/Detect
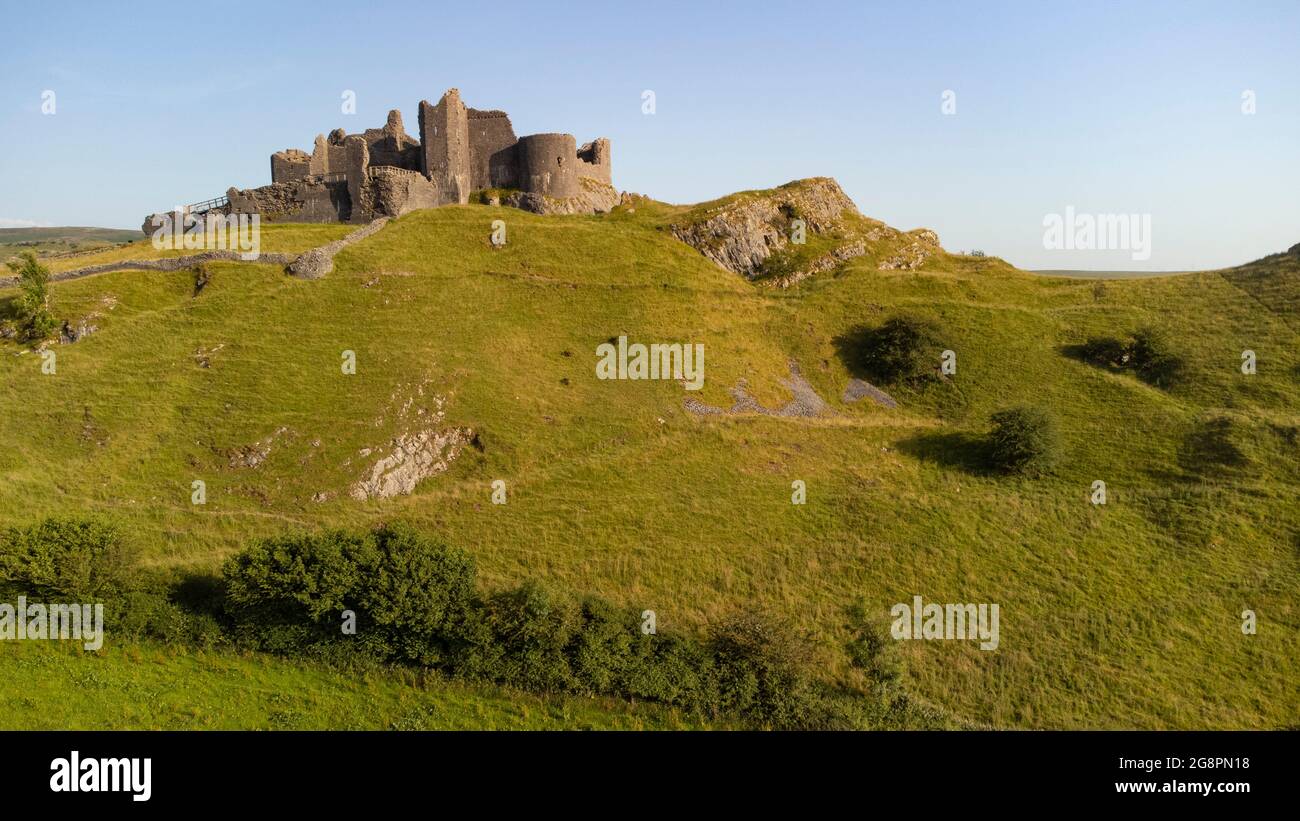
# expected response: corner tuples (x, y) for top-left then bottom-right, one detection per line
(852, 315), (946, 384)
(987, 405), (1063, 476)
(6, 252), (57, 341)
(222, 522), (476, 661)
(1129, 326), (1184, 387)
(0, 516), (138, 600)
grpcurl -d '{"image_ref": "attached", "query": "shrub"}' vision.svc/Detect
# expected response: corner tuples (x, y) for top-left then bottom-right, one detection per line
(850, 315), (946, 384)
(1128, 326), (1184, 387)
(6, 252), (57, 341)
(986, 405), (1063, 476)
(222, 522), (476, 663)
(846, 607), (903, 688)
(0, 517), (137, 600)
(706, 610), (822, 728)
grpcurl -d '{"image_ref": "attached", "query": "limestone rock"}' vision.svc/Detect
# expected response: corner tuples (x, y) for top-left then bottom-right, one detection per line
(669, 177), (860, 280)
(349, 427), (473, 500)
(504, 178), (619, 215)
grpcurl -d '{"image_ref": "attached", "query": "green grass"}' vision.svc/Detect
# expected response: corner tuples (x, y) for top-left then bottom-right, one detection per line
(0, 639), (711, 730)
(0, 192), (1295, 729)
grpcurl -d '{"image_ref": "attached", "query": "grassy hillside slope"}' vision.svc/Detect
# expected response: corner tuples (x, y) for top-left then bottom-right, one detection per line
(0, 640), (709, 730)
(1, 193), (1296, 729)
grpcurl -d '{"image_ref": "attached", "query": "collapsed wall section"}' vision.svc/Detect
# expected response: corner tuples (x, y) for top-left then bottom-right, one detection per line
(362, 109), (421, 169)
(271, 149), (310, 183)
(577, 138), (611, 184)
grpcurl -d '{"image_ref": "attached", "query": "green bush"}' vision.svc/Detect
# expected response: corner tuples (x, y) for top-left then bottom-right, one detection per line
(850, 315), (946, 384)
(1128, 326), (1184, 387)
(222, 522), (476, 663)
(706, 610), (822, 728)
(0, 517), (137, 600)
(0, 516), (929, 729)
(6, 252), (57, 341)
(986, 405), (1063, 475)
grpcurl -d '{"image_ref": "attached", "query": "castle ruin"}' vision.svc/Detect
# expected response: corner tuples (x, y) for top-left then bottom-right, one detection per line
(147, 88), (614, 233)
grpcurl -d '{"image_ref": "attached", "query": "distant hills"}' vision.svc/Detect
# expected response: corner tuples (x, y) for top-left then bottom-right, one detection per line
(0, 226), (140, 261)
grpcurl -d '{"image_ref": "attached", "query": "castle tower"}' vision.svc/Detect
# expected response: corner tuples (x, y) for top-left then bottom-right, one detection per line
(418, 89), (471, 205)
(516, 133), (579, 198)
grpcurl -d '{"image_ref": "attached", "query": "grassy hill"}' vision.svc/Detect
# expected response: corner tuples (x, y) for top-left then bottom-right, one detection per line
(1, 188), (1296, 729)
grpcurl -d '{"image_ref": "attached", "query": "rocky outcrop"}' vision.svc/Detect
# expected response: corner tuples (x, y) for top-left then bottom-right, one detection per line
(59, 317), (99, 344)
(771, 240), (867, 288)
(669, 177), (860, 280)
(349, 426), (474, 500)
(504, 178), (620, 215)
(879, 228), (941, 271)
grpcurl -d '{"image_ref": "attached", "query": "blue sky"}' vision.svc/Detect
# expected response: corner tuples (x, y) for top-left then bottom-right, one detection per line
(1, 0), (1296, 270)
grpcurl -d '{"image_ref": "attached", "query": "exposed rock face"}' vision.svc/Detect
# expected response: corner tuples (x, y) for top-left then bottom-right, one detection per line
(504, 178), (619, 215)
(879, 228), (941, 271)
(1289, 242), (1300, 256)
(670, 177), (860, 279)
(771, 240), (867, 288)
(349, 427), (473, 500)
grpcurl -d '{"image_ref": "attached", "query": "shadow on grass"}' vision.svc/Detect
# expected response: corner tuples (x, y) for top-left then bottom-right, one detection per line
(832, 325), (877, 381)
(1057, 337), (1184, 389)
(895, 430), (995, 476)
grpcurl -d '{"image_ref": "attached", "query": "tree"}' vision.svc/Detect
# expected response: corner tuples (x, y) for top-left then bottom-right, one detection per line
(852, 315), (945, 384)
(987, 405), (1063, 476)
(6, 252), (57, 340)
